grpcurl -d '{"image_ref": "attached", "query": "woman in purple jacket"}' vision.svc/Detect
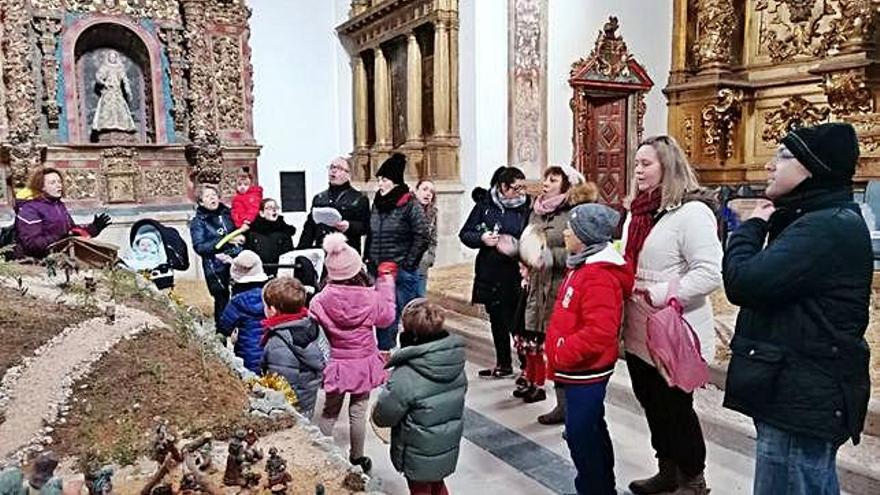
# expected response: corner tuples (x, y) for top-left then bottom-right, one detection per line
(13, 167), (110, 259)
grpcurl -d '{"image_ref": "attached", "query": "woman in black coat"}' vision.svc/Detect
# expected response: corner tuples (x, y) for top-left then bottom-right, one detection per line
(459, 166), (531, 378)
(244, 198), (297, 277)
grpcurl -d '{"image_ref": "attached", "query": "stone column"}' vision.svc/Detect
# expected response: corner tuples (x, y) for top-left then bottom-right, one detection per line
(433, 21), (451, 138)
(403, 33), (425, 178)
(372, 46), (393, 166)
(449, 20), (459, 137)
(352, 54), (370, 180)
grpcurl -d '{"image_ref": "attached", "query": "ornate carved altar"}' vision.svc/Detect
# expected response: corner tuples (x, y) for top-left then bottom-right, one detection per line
(569, 17), (653, 205)
(667, 0), (880, 185)
(0, 0), (259, 209)
(337, 0), (460, 182)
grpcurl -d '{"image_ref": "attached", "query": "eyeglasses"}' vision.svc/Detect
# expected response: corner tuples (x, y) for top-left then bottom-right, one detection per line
(511, 184), (527, 193)
(329, 164), (350, 174)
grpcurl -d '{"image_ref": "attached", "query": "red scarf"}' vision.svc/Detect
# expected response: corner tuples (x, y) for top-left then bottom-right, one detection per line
(625, 189), (662, 270)
(260, 308), (309, 346)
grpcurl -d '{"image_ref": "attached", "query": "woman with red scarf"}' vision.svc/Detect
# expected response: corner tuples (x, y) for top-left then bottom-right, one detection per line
(621, 136), (722, 495)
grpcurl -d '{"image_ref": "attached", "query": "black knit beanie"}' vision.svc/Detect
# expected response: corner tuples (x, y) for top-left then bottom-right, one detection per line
(781, 123), (859, 184)
(376, 153), (407, 185)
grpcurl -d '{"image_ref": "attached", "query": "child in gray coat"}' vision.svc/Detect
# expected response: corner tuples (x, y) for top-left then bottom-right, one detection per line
(261, 277), (326, 419)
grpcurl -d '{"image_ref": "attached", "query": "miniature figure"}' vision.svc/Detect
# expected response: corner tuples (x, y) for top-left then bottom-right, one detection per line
(150, 420), (180, 464)
(264, 448), (291, 495)
(222, 431), (246, 486)
(242, 429), (262, 463)
(85, 467), (113, 495)
(182, 433), (213, 472)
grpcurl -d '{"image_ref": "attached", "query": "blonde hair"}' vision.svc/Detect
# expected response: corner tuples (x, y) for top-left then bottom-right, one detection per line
(626, 135), (702, 211)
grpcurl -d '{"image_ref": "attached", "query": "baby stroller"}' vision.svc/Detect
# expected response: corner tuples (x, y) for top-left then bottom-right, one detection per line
(119, 219), (190, 289)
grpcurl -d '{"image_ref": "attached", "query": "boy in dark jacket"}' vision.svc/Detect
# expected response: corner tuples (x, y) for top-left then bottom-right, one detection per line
(219, 250), (268, 374)
(372, 299), (467, 495)
(545, 203), (633, 495)
(261, 277), (326, 419)
(723, 123), (872, 494)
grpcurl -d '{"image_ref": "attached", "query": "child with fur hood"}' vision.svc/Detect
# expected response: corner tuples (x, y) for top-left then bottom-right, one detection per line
(311, 233), (396, 474)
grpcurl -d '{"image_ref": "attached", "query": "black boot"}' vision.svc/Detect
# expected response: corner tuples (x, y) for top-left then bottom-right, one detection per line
(537, 384), (566, 425)
(513, 383), (533, 398)
(523, 387), (546, 403)
(629, 458), (678, 494)
(349, 456), (372, 474)
(672, 471), (709, 495)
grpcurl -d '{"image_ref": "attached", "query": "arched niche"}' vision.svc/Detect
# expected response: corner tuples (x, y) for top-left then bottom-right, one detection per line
(62, 17), (169, 145)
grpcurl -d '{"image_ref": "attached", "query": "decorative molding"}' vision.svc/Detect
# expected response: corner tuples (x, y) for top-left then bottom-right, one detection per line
(822, 0), (880, 54)
(692, 0), (737, 70)
(181, 0), (216, 141)
(683, 116), (695, 158)
(33, 16), (63, 129)
(761, 95), (830, 143)
(637, 92), (647, 141)
(846, 113), (880, 152)
(755, 0), (836, 62)
(338, 0), (451, 51)
(186, 130), (224, 184)
(159, 27), (188, 136)
(101, 147), (140, 203)
(508, 0), (547, 176)
(1, 0), (42, 187)
(212, 35), (245, 130)
(64, 169), (100, 201)
(143, 168), (187, 197)
(38, 0), (182, 21)
(571, 16), (632, 80)
(206, 0), (252, 27)
(701, 88), (743, 161)
(820, 70), (874, 116)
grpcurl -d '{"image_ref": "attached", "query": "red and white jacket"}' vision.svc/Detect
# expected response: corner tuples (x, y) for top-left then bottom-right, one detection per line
(545, 245), (634, 385)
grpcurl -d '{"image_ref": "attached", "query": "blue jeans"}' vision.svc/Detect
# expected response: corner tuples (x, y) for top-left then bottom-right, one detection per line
(754, 421), (841, 495)
(376, 269), (420, 351)
(416, 272), (428, 298)
(565, 381), (616, 495)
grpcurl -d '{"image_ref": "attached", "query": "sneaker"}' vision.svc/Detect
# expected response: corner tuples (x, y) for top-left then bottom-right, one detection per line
(349, 456), (372, 474)
(512, 384), (533, 398)
(523, 387), (547, 403)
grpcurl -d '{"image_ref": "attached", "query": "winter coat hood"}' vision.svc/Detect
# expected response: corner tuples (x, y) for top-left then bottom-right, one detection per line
(387, 333), (466, 383)
(471, 187), (489, 204)
(314, 284), (384, 329)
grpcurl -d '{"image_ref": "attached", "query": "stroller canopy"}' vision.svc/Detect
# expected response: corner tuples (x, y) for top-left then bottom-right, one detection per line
(124, 219), (190, 272)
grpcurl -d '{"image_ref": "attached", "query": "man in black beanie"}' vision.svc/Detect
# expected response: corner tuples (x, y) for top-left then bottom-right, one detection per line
(367, 152), (429, 351)
(722, 122), (872, 495)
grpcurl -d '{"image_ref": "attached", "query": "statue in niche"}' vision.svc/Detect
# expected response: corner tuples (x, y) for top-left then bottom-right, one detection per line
(92, 50), (137, 137)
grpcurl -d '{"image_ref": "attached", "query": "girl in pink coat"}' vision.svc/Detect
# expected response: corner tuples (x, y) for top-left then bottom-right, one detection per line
(311, 233), (396, 474)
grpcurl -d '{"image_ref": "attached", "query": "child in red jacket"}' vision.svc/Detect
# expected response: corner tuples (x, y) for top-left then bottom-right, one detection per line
(231, 167), (263, 229)
(545, 203), (633, 495)
(216, 168), (263, 250)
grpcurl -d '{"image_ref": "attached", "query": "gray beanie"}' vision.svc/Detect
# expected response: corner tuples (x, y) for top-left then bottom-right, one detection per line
(569, 203), (620, 246)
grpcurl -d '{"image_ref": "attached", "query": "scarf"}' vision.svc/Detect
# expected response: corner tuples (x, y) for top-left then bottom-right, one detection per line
(566, 242), (608, 268)
(533, 192), (568, 215)
(374, 184), (410, 213)
(260, 308), (309, 346)
(624, 188), (662, 270)
(491, 186), (527, 210)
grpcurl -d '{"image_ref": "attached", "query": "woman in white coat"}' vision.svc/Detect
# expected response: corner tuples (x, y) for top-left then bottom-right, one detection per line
(621, 136), (722, 495)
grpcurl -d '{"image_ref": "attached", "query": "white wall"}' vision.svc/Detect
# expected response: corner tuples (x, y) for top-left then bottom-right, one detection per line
(250, 0), (352, 233)
(547, 0), (673, 166)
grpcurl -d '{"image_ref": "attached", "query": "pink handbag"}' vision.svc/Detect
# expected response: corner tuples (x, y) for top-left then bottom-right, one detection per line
(645, 281), (710, 393)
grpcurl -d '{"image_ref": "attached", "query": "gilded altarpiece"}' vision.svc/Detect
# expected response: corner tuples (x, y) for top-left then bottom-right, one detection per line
(337, 0), (460, 182)
(667, 0), (880, 184)
(0, 0), (260, 212)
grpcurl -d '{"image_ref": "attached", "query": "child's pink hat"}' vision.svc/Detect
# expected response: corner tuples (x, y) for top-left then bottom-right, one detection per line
(323, 233), (363, 281)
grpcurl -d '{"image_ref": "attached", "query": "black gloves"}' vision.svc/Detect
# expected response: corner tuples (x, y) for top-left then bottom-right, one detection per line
(92, 213), (112, 233)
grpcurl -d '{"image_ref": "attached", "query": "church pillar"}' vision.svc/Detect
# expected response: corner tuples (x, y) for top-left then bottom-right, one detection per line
(352, 54), (370, 180)
(372, 46), (393, 167)
(433, 21), (451, 138)
(403, 33), (425, 178)
(449, 20), (460, 137)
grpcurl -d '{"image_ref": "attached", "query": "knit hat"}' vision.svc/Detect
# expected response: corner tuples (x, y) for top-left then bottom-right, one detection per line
(569, 203), (620, 247)
(781, 123), (859, 184)
(230, 250), (268, 284)
(559, 163), (586, 186)
(376, 153), (407, 185)
(323, 232), (363, 281)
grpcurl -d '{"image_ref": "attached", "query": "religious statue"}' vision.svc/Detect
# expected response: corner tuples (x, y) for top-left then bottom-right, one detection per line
(222, 431), (246, 486)
(264, 448), (292, 495)
(92, 50), (137, 135)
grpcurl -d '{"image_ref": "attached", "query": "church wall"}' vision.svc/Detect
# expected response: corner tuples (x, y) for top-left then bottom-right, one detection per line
(547, 0), (673, 167)
(250, 0), (352, 234)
